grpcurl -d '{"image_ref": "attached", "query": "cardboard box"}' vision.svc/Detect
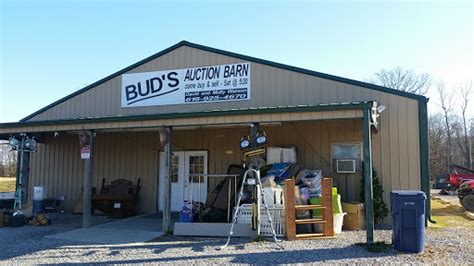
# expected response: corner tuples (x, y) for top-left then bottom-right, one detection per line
(342, 202), (365, 230)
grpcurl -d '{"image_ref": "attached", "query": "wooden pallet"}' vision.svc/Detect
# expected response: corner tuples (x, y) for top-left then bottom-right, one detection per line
(285, 178), (334, 240)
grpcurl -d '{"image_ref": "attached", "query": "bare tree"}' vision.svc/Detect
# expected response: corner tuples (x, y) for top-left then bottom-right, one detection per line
(429, 113), (448, 180)
(459, 82), (473, 169)
(0, 141), (17, 177)
(371, 67), (431, 95)
(436, 81), (455, 168)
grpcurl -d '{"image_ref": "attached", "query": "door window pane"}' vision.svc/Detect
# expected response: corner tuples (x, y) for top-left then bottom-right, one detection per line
(171, 155), (179, 183)
(189, 155), (204, 183)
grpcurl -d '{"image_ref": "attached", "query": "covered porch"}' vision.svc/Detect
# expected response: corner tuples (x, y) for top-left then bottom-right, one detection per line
(0, 101), (379, 244)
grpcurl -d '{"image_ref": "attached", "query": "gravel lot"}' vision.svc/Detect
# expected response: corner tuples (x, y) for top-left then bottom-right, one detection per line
(1, 214), (473, 265)
(431, 189), (462, 206)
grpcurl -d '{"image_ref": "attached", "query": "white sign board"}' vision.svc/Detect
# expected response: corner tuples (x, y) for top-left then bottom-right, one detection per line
(81, 145), (91, 159)
(121, 63), (251, 107)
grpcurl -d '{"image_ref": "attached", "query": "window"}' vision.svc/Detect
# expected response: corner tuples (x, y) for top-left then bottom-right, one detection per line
(331, 143), (362, 173)
(189, 155), (205, 183)
(171, 155), (179, 183)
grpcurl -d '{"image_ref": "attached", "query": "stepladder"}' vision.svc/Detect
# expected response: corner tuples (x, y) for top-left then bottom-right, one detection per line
(218, 168), (284, 250)
(285, 178), (334, 240)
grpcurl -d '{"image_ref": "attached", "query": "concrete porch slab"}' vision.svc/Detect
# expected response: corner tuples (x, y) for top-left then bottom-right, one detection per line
(47, 214), (164, 244)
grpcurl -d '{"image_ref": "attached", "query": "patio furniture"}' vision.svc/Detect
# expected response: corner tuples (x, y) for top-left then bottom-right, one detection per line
(93, 178), (141, 218)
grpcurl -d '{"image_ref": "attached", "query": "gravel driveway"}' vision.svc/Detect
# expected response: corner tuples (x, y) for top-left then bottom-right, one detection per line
(1, 214), (473, 265)
(431, 189), (462, 206)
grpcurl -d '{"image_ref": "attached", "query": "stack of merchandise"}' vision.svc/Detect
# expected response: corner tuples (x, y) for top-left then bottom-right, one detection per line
(293, 170), (345, 234)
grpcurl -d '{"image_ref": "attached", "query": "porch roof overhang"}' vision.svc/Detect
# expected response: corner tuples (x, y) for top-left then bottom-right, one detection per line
(0, 101), (373, 138)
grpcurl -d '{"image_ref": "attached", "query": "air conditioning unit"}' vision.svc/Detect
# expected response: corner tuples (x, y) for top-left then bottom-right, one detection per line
(336, 159), (356, 173)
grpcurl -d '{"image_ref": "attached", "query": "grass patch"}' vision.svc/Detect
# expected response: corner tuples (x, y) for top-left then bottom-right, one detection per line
(0, 177), (16, 192)
(429, 198), (473, 230)
(251, 235), (267, 242)
(356, 241), (392, 253)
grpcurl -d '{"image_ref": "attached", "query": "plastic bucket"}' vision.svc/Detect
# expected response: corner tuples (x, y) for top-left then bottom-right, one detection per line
(179, 210), (193, 222)
(334, 213), (346, 234)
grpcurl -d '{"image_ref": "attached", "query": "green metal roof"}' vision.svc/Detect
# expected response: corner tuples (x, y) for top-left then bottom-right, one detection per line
(19, 40), (427, 122)
(2, 101), (371, 129)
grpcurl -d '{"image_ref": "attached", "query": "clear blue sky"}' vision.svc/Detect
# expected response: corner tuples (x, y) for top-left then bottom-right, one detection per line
(1, 0), (472, 122)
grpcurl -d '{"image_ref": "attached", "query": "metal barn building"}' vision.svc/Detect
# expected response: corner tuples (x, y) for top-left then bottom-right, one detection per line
(0, 41), (430, 240)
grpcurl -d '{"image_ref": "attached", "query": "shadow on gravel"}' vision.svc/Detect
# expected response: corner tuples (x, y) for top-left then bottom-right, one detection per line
(41, 236), (394, 265)
(0, 215), (115, 261)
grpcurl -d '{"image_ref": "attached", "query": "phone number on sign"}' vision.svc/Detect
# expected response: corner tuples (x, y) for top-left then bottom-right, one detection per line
(185, 93), (247, 103)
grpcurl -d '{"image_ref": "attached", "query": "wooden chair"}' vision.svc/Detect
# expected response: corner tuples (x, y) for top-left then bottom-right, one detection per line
(93, 178), (141, 218)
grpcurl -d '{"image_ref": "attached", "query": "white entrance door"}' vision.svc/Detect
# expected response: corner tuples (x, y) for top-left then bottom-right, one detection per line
(158, 151), (208, 212)
(184, 151), (208, 206)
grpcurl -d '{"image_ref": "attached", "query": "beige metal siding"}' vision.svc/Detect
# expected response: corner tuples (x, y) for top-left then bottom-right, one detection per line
(27, 45), (411, 123)
(22, 44), (422, 211)
(23, 104), (421, 213)
(29, 119), (370, 212)
(29, 132), (159, 212)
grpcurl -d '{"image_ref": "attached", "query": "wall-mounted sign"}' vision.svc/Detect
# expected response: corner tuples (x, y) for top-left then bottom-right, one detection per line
(121, 63), (251, 107)
(81, 145), (91, 160)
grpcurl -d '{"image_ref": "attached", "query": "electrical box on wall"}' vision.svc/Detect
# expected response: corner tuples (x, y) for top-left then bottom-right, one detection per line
(336, 159), (356, 173)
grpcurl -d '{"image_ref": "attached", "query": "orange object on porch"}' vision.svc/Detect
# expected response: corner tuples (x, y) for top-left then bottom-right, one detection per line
(284, 177), (334, 240)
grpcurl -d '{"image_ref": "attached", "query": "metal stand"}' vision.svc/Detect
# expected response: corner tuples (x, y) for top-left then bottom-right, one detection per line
(218, 168), (283, 250)
(13, 137), (26, 210)
(9, 134), (37, 211)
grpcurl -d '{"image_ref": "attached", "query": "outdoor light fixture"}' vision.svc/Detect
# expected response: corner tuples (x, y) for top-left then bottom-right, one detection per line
(255, 131), (267, 145)
(8, 136), (19, 150)
(9, 135), (37, 152)
(240, 136), (250, 149)
(24, 137), (37, 152)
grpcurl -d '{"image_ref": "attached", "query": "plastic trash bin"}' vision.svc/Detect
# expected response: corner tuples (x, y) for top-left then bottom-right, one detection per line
(390, 190), (426, 253)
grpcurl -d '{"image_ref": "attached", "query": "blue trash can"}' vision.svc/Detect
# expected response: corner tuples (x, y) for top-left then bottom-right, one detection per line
(391, 190), (426, 253)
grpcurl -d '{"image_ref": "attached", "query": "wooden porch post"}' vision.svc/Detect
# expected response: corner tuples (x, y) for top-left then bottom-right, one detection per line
(363, 109), (374, 244)
(83, 130), (94, 228)
(162, 127), (173, 233)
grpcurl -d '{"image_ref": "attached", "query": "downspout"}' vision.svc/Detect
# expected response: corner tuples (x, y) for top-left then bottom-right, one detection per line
(418, 99), (434, 225)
